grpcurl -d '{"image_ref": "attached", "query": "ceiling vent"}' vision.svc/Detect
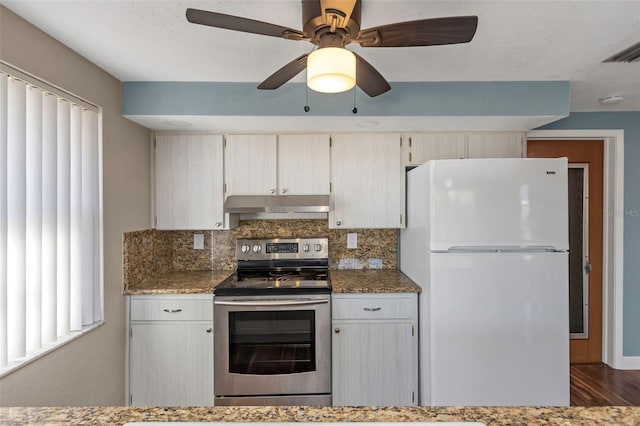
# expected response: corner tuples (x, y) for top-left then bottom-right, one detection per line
(603, 41), (640, 62)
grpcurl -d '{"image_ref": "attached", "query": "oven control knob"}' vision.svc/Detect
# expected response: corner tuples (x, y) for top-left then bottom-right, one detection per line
(303, 244), (310, 252)
(252, 244), (262, 253)
(314, 244), (322, 252)
(240, 244), (251, 253)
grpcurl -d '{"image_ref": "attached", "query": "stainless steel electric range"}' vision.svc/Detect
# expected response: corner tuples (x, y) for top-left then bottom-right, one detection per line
(213, 238), (331, 406)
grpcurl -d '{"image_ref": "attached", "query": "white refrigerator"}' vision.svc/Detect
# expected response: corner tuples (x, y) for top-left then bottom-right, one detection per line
(400, 158), (570, 406)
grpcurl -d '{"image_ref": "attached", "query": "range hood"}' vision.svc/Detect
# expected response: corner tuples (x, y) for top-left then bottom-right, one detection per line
(224, 195), (330, 214)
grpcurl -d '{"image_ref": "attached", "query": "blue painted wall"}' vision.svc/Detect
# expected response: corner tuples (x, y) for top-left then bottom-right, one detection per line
(538, 112), (640, 356)
(122, 81), (570, 117)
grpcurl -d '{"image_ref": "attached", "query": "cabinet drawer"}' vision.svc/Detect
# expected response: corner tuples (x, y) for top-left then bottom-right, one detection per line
(130, 297), (212, 321)
(332, 296), (416, 320)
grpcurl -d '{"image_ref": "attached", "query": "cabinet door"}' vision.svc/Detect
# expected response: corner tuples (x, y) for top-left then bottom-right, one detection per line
(332, 321), (416, 406)
(467, 132), (524, 158)
(278, 134), (330, 195)
(407, 133), (466, 166)
(330, 133), (404, 228)
(155, 134), (224, 229)
(130, 322), (213, 406)
(224, 134), (277, 195)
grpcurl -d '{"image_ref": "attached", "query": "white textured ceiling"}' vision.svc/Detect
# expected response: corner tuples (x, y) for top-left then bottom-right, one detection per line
(3, 0), (640, 114)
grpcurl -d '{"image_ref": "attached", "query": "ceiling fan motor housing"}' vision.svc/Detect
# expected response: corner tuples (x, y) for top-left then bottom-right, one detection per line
(302, 0), (362, 47)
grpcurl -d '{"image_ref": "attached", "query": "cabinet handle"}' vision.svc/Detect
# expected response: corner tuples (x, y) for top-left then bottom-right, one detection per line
(215, 222), (222, 228)
(206, 328), (213, 333)
(336, 221), (342, 226)
(281, 188), (287, 194)
(270, 188), (276, 194)
(163, 308), (182, 313)
(334, 327), (340, 334)
(363, 307), (381, 312)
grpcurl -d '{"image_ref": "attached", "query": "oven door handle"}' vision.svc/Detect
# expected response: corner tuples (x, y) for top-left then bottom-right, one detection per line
(214, 299), (329, 307)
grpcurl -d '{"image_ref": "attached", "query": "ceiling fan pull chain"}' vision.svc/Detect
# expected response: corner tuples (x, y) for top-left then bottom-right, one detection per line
(304, 78), (311, 112)
(352, 87), (358, 114)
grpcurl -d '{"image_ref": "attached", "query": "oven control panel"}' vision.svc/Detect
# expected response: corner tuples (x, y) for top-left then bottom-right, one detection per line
(237, 238), (328, 260)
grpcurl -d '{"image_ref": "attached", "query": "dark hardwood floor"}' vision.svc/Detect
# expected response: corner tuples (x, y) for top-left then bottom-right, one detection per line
(570, 363), (640, 406)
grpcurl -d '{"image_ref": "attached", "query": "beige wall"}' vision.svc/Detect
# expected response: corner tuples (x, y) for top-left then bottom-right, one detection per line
(0, 6), (151, 406)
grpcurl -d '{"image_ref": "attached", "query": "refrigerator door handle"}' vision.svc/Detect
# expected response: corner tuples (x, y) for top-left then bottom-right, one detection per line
(442, 245), (566, 253)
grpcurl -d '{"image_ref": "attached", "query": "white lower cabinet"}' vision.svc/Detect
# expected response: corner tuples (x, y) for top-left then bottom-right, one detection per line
(331, 293), (418, 406)
(128, 294), (213, 406)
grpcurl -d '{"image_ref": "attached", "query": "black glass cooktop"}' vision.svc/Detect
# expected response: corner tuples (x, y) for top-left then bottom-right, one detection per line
(214, 270), (331, 296)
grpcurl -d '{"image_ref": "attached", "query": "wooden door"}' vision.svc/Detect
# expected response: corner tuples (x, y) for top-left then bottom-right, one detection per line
(527, 139), (604, 363)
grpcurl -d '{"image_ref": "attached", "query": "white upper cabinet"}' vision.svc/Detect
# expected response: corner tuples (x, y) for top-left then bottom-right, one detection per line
(278, 134), (330, 195)
(224, 134), (278, 195)
(330, 133), (405, 229)
(404, 131), (525, 166)
(224, 134), (330, 197)
(466, 131), (524, 158)
(405, 133), (466, 166)
(155, 134), (225, 230)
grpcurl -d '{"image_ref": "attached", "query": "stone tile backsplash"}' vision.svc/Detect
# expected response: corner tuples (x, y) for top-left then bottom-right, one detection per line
(123, 220), (397, 289)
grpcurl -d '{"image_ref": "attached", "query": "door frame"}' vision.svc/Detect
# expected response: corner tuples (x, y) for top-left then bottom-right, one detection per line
(567, 162), (589, 341)
(527, 129), (629, 369)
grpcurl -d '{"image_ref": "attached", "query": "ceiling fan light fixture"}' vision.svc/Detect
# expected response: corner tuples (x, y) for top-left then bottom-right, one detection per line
(307, 47), (356, 93)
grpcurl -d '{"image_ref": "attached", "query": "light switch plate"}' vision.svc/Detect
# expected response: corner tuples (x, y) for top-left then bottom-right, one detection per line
(347, 232), (357, 249)
(193, 233), (204, 250)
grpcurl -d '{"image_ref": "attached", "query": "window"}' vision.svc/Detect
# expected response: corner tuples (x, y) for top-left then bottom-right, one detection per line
(0, 63), (103, 376)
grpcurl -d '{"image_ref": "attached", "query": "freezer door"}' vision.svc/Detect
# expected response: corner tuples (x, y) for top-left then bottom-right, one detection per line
(425, 158), (568, 251)
(424, 251), (569, 406)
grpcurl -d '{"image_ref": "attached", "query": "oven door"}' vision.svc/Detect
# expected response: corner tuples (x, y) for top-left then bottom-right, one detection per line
(214, 294), (331, 398)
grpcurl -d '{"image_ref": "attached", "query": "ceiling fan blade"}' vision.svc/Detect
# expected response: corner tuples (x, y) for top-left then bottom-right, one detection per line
(354, 53), (390, 97)
(258, 54), (309, 90)
(186, 8), (305, 40)
(358, 16), (478, 47)
(320, 0), (357, 29)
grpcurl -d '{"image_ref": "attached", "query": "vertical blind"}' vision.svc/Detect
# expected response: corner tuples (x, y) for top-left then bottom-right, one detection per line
(0, 69), (102, 372)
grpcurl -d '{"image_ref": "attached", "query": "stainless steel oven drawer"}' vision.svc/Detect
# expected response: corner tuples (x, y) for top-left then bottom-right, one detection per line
(130, 295), (212, 321)
(215, 394), (331, 406)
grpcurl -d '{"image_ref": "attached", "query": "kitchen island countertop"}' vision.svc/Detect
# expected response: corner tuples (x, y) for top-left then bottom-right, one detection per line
(330, 269), (421, 293)
(2, 405), (639, 425)
(124, 270), (235, 295)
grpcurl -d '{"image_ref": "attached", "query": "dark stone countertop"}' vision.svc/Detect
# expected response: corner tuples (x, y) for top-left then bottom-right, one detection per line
(330, 269), (421, 293)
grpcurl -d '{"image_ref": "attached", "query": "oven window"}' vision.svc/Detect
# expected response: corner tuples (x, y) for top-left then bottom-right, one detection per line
(228, 310), (315, 375)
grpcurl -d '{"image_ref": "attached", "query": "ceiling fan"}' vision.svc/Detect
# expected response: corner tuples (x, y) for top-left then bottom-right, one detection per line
(186, 0), (478, 97)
